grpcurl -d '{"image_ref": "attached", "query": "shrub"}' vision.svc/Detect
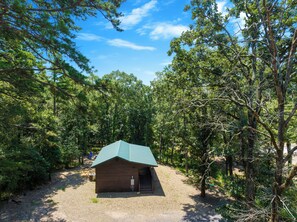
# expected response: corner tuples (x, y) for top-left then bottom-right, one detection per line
(90, 197), (99, 203)
(0, 146), (49, 199)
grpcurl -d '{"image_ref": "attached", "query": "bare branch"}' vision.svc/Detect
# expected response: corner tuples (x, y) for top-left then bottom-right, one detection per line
(0, 67), (59, 73)
(284, 102), (297, 129)
(280, 165), (297, 192)
(284, 146), (297, 163)
(229, 95), (279, 151)
(284, 28), (297, 92)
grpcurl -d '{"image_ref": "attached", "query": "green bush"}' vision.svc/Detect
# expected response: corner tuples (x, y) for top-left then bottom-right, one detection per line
(61, 139), (81, 168)
(280, 184), (297, 221)
(38, 131), (62, 170)
(91, 147), (101, 154)
(90, 197), (99, 203)
(0, 146), (49, 199)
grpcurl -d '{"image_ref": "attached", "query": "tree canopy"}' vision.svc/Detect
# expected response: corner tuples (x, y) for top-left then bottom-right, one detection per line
(0, 0), (123, 87)
(0, 0), (296, 221)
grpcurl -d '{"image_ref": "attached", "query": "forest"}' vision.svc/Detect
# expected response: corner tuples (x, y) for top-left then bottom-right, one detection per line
(0, 0), (296, 221)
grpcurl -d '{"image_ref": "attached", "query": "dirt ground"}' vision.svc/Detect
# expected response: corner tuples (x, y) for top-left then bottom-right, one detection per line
(0, 160), (228, 222)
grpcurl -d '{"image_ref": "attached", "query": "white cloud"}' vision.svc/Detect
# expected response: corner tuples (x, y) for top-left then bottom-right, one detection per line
(216, 1), (246, 35)
(76, 33), (102, 41)
(230, 12), (246, 34)
(216, 0), (228, 16)
(150, 23), (188, 40)
(238, 12), (246, 28)
(140, 22), (189, 40)
(121, 0), (157, 29)
(162, 0), (176, 6)
(136, 27), (148, 36)
(107, 39), (156, 51)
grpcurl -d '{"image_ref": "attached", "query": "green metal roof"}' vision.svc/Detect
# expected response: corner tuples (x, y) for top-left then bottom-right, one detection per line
(91, 140), (158, 168)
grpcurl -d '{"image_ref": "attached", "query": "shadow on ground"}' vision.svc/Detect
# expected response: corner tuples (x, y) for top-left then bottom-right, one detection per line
(0, 160), (92, 222)
(182, 194), (229, 222)
(97, 167), (165, 198)
(151, 167), (165, 196)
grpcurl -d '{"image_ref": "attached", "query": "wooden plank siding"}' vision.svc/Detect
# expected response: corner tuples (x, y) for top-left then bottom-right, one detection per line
(95, 157), (150, 193)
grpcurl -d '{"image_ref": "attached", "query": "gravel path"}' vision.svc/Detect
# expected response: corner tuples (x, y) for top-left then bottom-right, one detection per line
(0, 162), (227, 222)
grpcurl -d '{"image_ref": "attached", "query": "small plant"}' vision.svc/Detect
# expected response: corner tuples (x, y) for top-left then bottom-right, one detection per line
(31, 200), (42, 206)
(45, 199), (57, 206)
(0, 192), (12, 201)
(90, 197), (99, 203)
(57, 185), (66, 191)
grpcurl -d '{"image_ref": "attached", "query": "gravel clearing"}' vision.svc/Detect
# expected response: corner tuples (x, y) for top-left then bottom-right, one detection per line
(0, 161), (227, 222)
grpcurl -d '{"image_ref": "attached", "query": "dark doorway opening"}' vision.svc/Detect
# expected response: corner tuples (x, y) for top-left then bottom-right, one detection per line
(139, 167), (153, 193)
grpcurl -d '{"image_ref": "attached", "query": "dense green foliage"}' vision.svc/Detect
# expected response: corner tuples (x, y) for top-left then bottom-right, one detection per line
(0, 68), (152, 197)
(0, 0), (126, 197)
(152, 0), (297, 221)
(0, 0), (296, 221)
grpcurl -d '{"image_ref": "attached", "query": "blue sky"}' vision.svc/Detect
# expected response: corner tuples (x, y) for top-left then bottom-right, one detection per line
(74, 0), (245, 85)
(74, 0), (192, 85)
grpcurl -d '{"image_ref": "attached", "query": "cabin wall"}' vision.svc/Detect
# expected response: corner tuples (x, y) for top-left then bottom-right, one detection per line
(95, 158), (146, 193)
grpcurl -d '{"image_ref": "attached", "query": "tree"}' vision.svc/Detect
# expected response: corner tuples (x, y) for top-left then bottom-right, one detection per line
(0, 0), (125, 198)
(0, 0), (124, 91)
(99, 71), (153, 145)
(152, 66), (218, 197)
(169, 0), (297, 220)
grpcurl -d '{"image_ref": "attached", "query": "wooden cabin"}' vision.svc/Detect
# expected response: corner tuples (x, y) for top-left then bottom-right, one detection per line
(91, 140), (158, 193)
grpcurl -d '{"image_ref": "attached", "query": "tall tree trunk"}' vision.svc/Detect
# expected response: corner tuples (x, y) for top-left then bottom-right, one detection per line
(271, 103), (285, 222)
(200, 168), (206, 197)
(185, 147), (189, 174)
(287, 140), (292, 167)
(245, 111), (256, 204)
(240, 130), (246, 170)
(53, 90), (57, 116)
(225, 155), (233, 176)
(223, 132), (233, 176)
(271, 157), (284, 222)
(199, 101), (210, 198)
(53, 72), (57, 116)
(244, 33), (262, 205)
(200, 112), (209, 197)
(166, 145), (169, 164)
(183, 112), (188, 174)
(159, 135), (163, 163)
(200, 146), (208, 198)
(171, 140), (174, 166)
